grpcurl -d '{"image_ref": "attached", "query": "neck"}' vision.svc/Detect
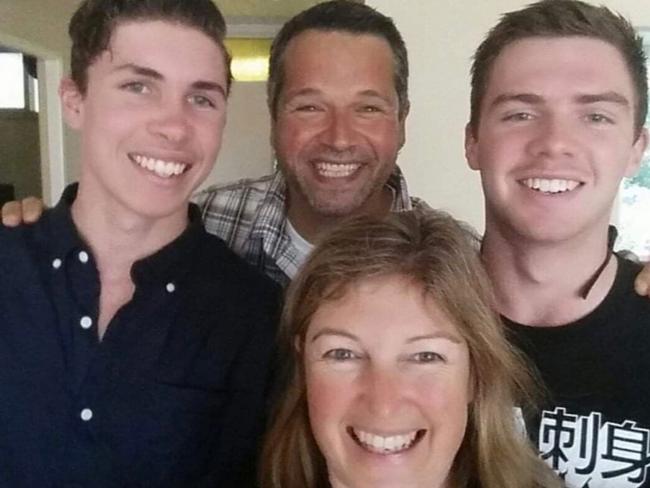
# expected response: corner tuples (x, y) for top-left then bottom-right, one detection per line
(286, 187), (393, 243)
(72, 184), (187, 276)
(481, 219), (616, 326)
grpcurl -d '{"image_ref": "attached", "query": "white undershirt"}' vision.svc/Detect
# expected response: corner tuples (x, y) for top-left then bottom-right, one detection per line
(285, 219), (315, 278)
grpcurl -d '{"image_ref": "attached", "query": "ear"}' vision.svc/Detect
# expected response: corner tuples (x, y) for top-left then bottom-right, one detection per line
(625, 127), (649, 178)
(59, 77), (85, 130)
(293, 335), (302, 354)
(398, 101), (410, 150)
(464, 123), (481, 171)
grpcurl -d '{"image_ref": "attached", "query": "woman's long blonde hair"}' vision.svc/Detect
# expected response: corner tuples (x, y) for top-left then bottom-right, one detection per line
(261, 209), (561, 488)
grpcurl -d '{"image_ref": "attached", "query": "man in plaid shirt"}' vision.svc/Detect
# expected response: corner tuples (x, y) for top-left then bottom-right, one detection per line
(194, 1), (424, 286)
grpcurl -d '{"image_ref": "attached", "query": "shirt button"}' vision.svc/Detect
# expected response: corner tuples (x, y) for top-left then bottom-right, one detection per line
(80, 408), (93, 421)
(52, 258), (62, 269)
(80, 316), (93, 329)
(166, 282), (176, 293)
(78, 251), (89, 263)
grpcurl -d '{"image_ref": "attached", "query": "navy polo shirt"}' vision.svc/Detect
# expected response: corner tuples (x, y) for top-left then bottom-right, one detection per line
(0, 185), (281, 487)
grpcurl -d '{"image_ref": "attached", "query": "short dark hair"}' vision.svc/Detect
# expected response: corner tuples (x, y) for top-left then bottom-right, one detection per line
(470, 0), (647, 138)
(267, 0), (409, 120)
(69, 0), (232, 94)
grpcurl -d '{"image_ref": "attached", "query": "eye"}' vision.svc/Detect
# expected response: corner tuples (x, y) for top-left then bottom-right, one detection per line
(188, 94), (216, 109)
(586, 113), (613, 124)
(295, 104), (320, 112)
(323, 348), (358, 361)
(410, 351), (445, 363)
(502, 112), (534, 122)
(121, 81), (150, 94)
(360, 105), (382, 113)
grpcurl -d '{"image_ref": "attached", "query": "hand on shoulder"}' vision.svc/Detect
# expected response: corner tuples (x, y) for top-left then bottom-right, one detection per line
(1, 197), (45, 226)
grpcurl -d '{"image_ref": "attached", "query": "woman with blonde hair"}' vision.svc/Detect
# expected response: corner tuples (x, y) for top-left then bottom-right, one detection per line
(261, 209), (561, 488)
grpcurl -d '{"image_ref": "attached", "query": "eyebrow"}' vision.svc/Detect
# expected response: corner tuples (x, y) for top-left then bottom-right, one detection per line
(310, 327), (359, 343)
(490, 91), (631, 109)
(113, 62), (226, 97)
(490, 93), (544, 108)
(309, 328), (463, 344)
(575, 91), (630, 107)
(406, 332), (463, 345)
(284, 88), (394, 104)
(358, 89), (395, 104)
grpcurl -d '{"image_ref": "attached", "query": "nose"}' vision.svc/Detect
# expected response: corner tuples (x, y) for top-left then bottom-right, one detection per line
(148, 97), (192, 145)
(360, 364), (404, 418)
(528, 114), (577, 159)
(320, 109), (357, 151)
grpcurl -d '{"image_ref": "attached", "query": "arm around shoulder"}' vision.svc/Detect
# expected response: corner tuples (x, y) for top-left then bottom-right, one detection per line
(1, 197), (45, 226)
(635, 261), (650, 298)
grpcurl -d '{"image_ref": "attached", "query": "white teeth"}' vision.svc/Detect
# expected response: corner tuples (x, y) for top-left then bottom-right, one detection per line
(315, 162), (360, 178)
(353, 428), (419, 455)
(132, 154), (188, 179)
(523, 178), (580, 194)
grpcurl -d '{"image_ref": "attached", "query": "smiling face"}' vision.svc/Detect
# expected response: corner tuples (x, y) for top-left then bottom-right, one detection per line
(304, 274), (471, 488)
(61, 20), (228, 222)
(465, 36), (647, 244)
(273, 30), (405, 221)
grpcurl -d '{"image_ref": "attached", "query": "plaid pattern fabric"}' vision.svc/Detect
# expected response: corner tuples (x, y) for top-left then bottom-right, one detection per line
(194, 168), (423, 286)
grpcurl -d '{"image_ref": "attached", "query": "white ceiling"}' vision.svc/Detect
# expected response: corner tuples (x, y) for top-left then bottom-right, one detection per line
(40, 0), (361, 24)
(219, 0), (324, 20)
(11, 0), (363, 39)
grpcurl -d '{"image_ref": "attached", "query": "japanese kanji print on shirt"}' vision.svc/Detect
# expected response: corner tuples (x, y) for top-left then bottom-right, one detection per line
(538, 407), (650, 487)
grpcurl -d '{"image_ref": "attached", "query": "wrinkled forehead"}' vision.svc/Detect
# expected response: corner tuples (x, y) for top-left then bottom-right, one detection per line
(303, 274), (466, 341)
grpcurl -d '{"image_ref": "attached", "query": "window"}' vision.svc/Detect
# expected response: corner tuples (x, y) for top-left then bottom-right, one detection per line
(224, 38), (272, 82)
(0, 50), (38, 112)
(615, 32), (650, 261)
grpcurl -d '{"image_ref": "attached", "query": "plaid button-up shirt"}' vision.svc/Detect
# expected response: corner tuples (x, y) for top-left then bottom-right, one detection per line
(194, 168), (423, 287)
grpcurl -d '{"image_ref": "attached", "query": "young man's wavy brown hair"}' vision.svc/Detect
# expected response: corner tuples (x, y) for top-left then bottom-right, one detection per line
(470, 0), (647, 139)
(68, 0), (232, 95)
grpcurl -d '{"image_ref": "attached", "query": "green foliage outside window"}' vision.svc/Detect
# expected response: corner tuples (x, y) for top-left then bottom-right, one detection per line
(624, 156), (650, 190)
(624, 110), (650, 190)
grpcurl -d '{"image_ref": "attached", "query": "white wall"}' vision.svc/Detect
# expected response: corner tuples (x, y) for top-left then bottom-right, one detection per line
(198, 80), (273, 191)
(368, 0), (650, 233)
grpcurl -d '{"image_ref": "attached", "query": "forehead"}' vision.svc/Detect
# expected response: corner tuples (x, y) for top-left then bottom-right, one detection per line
(307, 275), (462, 340)
(483, 36), (635, 103)
(96, 20), (227, 82)
(281, 29), (396, 94)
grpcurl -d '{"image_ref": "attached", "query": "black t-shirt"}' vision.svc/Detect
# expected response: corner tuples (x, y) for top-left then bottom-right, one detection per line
(506, 256), (650, 488)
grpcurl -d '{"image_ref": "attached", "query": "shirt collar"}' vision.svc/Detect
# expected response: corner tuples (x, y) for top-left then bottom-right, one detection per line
(46, 183), (87, 261)
(248, 165), (412, 246)
(46, 183), (205, 287)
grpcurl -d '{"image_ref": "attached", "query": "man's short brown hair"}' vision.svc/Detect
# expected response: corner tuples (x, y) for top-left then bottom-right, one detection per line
(470, 0), (647, 138)
(69, 0), (232, 95)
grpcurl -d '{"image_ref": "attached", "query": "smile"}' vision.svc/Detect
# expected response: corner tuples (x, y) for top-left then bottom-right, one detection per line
(521, 177), (582, 194)
(315, 162), (361, 178)
(348, 427), (425, 455)
(130, 153), (188, 179)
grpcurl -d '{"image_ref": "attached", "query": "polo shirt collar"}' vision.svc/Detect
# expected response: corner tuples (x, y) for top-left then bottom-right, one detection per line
(46, 183), (204, 288)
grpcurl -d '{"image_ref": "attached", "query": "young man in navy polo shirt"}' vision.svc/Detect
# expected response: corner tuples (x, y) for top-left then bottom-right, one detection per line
(0, 0), (279, 486)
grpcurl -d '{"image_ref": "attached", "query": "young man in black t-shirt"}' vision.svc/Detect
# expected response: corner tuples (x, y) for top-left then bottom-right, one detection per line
(465, 1), (650, 486)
